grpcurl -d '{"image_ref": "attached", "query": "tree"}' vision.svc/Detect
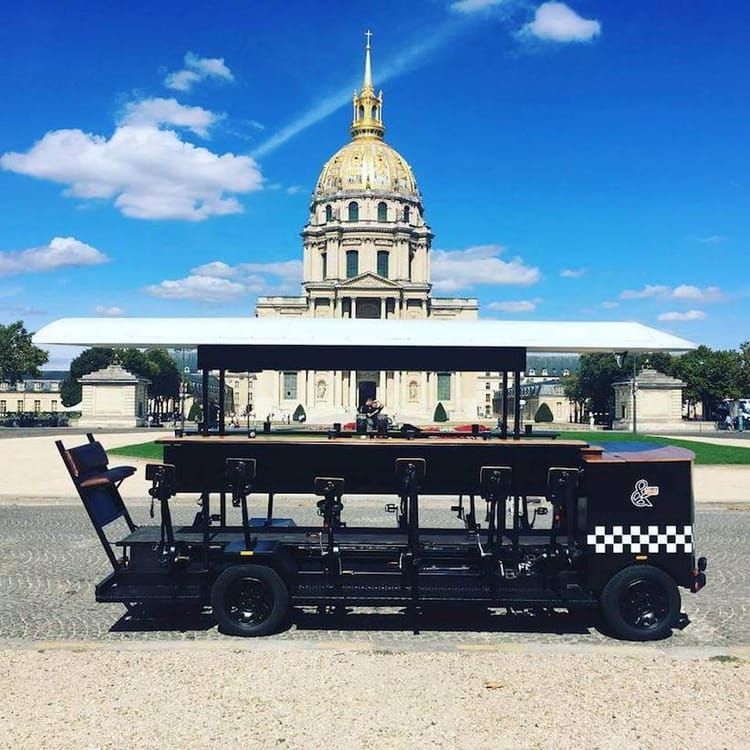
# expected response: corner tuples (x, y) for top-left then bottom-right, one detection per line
(61, 346), (180, 409)
(672, 345), (741, 418)
(433, 402), (448, 422)
(534, 403), (553, 423)
(0, 320), (48, 384)
(292, 404), (306, 422)
(61, 348), (114, 406)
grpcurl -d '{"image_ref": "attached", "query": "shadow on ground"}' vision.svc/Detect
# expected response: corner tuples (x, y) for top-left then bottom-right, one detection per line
(109, 603), (611, 638)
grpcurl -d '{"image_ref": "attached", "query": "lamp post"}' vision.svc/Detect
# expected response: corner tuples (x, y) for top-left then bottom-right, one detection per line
(615, 351), (637, 434)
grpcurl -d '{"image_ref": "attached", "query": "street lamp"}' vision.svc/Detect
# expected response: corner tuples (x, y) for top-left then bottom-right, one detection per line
(615, 352), (637, 435)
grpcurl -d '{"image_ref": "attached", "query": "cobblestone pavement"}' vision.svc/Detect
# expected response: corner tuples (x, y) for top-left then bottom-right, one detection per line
(1, 501), (747, 649)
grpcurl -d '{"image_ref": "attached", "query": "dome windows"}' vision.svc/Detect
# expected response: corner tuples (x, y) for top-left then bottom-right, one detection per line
(346, 250), (359, 278)
(377, 251), (389, 278)
(403, 205), (410, 223)
(348, 202), (359, 222)
(377, 201), (387, 222)
(325, 205), (333, 222)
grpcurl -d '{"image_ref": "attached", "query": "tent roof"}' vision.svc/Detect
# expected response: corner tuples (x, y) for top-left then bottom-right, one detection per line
(33, 317), (696, 354)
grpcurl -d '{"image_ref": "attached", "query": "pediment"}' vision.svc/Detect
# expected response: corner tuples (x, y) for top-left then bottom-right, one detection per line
(339, 272), (402, 290)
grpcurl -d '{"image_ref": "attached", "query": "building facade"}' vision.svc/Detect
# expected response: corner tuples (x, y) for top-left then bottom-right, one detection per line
(251, 36), (481, 424)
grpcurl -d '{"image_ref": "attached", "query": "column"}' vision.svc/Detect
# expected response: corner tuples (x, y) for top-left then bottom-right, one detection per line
(349, 370), (357, 408)
(393, 371), (401, 411)
(379, 370), (386, 402)
(421, 371), (428, 418)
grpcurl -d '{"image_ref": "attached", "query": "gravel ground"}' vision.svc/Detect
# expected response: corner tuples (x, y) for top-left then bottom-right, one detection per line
(2, 646), (748, 749)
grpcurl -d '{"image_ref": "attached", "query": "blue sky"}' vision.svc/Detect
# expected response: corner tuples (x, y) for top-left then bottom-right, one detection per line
(1, 0), (749, 367)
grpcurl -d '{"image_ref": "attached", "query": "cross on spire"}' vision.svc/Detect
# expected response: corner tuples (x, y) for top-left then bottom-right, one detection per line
(365, 29), (373, 48)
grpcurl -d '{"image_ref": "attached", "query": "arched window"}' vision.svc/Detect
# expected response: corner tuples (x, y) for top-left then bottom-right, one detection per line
(346, 250), (359, 278)
(377, 201), (387, 222)
(321, 251), (327, 279)
(358, 105), (364, 120)
(403, 205), (410, 223)
(377, 251), (389, 278)
(325, 205), (332, 222)
(371, 105), (377, 119)
(348, 202), (359, 222)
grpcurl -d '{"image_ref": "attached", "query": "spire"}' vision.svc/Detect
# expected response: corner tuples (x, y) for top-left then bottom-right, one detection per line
(363, 30), (374, 91)
(351, 30), (385, 141)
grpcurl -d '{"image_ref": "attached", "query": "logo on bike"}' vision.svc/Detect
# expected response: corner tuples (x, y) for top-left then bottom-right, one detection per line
(631, 478), (659, 508)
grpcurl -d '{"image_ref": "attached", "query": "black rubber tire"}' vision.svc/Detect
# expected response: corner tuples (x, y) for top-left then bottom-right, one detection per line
(211, 564), (289, 636)
(600, 565), (681, 641)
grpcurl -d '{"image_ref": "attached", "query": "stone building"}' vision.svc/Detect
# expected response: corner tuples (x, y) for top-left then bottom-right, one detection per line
(0, 372), (66, 417)
(78, 362), (150, 429)
(250, 35), (482, 424)
(612, 363), (686, 431)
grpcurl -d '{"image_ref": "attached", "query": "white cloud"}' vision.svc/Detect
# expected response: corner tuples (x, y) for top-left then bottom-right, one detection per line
(521, 2), (601, 43)
(601, 301), (619, 309)
(95, 305), (126, 316)
(1, 123), (262, 221)
(620, 285), (671, 300)
(144, 275), (247, 303)
(0, 237), (108, 277)
(285, 185), (305, 195)
(672, 285), (725, 303)
(560, 268), (585, 279)
(620, 284), (726, 303)
(487, 299), (539, 313)
(432, 245), (540, 292)
(165, 52), (234, 92)
(450, 0), (508, 13)
(696, 235), (725, 244)
(192, 259), (303, 293)
(658, 310), (706, 322)
(121, 98), (219, 138)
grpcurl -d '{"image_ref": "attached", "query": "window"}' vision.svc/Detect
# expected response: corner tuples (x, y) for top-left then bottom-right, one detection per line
(283, 372), (298, 400)
(16, 382), (24, 391)
(34, 400), (41, 414)
(325, 205), (333, 222)
(33, 381), (42, 392)
(437, 373), (451, 401)
(0, 400), (5, 414)
(377, 251), (389, 277)
(17, 400), (23, 413)
(403, 205), (410, 222)
(321, 251), (327, 278)
(346, 250), (359, 278)
(371, 105), (377, 119)
(50, 400), (57, 412)
(485, 382), (491, 390)
(348, 201), (359, 221)
(377, 201), (387, 222)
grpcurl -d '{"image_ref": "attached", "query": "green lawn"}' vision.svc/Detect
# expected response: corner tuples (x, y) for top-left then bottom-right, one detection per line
(108, 431), (750, 466)
(562, 431), (750, 465)
(109, 441), (164, 460)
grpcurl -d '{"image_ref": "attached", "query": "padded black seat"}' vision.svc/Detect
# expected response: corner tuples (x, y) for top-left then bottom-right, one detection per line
(63, 440), (136, 488)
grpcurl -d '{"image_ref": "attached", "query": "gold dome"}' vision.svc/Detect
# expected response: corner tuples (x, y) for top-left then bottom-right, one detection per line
(314, 139), (419, 199)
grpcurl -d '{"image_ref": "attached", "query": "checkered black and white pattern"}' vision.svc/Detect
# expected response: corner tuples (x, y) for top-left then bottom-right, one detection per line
(587, 525), (693, 554)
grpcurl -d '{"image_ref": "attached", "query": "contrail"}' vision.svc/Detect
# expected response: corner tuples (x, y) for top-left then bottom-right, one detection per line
(251, 21), (466, 159)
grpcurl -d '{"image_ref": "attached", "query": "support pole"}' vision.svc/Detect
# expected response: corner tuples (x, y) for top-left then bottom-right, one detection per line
(501, 371), (508, 439)
(219, 369), (226, 436)
(513, 371), (521, 440)
(632, 356), (638, 434)
(201, 368), (209, 436)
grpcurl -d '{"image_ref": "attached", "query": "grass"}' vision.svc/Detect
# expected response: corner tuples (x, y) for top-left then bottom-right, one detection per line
(107, 430), (750, 466)
(564, 431), (750, 465)
(109, 441), (164, 460)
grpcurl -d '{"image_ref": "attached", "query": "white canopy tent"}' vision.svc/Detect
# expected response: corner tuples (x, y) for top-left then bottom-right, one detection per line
(34, 317), (696, 354)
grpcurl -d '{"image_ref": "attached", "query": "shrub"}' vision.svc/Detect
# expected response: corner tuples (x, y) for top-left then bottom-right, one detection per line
(293, 404), (307, 422)
(187, 402), (202, 422)
(534, 403), (554, 423)
(433, 402), (448, 422)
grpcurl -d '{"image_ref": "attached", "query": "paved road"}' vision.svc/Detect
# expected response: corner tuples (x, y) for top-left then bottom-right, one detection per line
(1, 501), (747, 649)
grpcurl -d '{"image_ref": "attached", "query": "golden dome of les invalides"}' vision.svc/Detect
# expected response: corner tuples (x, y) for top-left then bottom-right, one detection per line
(313, 32), (420, 203)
